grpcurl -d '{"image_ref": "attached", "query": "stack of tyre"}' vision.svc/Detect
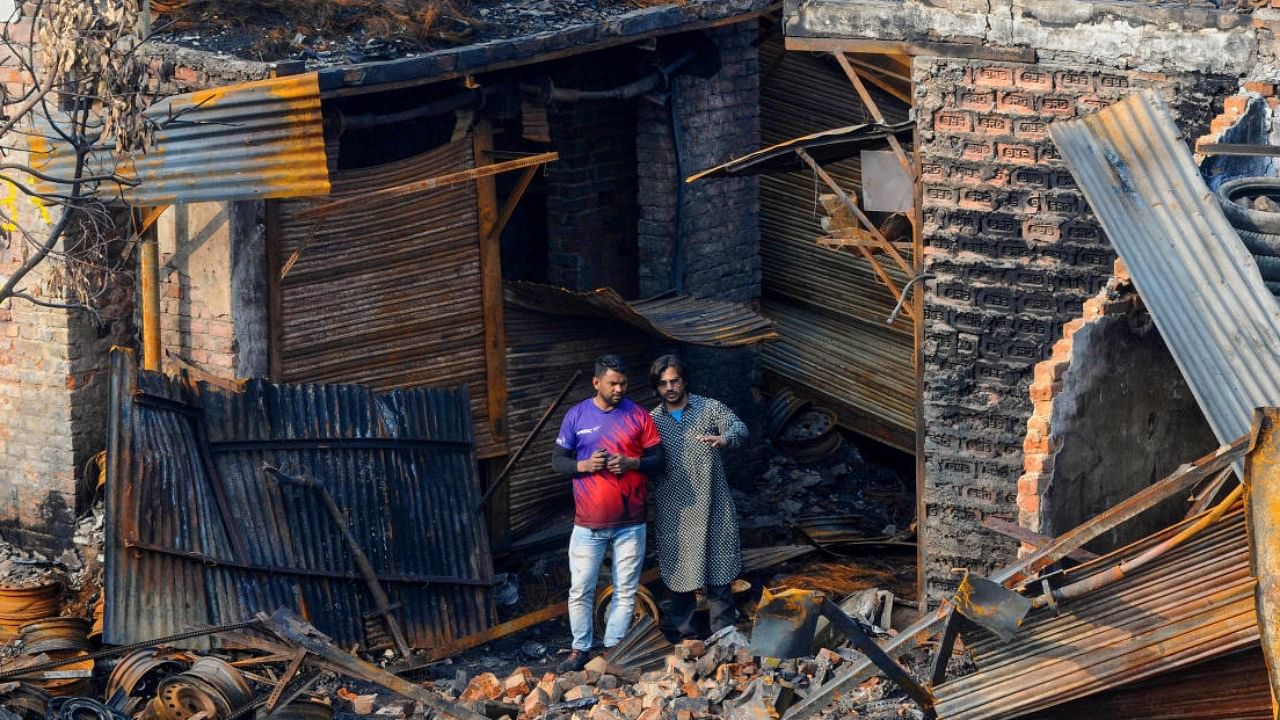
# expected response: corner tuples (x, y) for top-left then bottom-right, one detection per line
(1217, 177), (1280, 296)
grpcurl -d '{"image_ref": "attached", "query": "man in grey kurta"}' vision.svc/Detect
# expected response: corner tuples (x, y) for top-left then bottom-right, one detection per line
(648, 354), (748, 637)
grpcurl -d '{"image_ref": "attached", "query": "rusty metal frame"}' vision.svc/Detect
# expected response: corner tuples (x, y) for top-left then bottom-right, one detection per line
(1245, 407), (1280, 711)
(783, 435), (1251, 720)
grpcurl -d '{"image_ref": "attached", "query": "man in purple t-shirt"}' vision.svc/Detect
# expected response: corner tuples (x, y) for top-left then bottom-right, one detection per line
(551, 354), (664, 672)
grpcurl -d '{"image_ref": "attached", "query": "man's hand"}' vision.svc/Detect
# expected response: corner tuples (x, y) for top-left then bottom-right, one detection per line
(697, 434), (726, 448)
(607, 454), (638, 474)
(578, 448), (609, 473)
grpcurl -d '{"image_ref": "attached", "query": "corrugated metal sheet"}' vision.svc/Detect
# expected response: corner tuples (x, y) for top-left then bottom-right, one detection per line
(504, 282), (778, 347)
(503, 305), (661, 536)
(757, 35), (915, 449)
(103, 348), (494, 651)
(500, 283), (775, 536)
(30, 73), (330, 205)
(933, 505), (1257, 719)
(1050, 90), (1280, 470)
(272, 137), (503, 458)
(1037, 648), (1271, 720)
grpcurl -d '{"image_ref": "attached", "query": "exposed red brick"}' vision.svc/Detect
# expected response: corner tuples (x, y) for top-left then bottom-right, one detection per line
(1096, 74), (1131, 93)
(958, 89), (996, 111)
(934, 110), (973, 133)
(1039, 96), (1075, 116)
(975, 114), (1012, 135)
(1023, 217), (1062, 243)
(1244, 81), (1275, 96)
(1077, 95), (1112, 114)
(974, 65), (1015, 87)
(997, 143), (1036, 165)
(959, 188), (996, 211)
(1013, 118), (1049, 140)
(1017, 492), (1041, 514)
(1015, 68), (1052, 91)
(995, 90), (1036, 115)
(174, 65), (203, 84)
(961, 140), (994, 161)
(1114, 257), (1131, 283)
(920, 161), (945, 181)
(1017, 472), (1052, 498)
(1211, 115), (1238, 134)
(1054, 70), (1093, 91)
(1028, 379), (1060, 402)
(1223, 95), (1251, 117)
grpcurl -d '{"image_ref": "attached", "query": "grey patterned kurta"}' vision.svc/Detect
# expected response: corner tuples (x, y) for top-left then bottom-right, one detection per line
(650, 394), (748, 593)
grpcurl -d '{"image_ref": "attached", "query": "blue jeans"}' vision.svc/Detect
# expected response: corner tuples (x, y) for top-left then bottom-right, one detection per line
(567, 523), (646, 651)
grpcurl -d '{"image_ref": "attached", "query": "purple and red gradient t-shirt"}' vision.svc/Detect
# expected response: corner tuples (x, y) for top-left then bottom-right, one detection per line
(556, 397), (661, 528)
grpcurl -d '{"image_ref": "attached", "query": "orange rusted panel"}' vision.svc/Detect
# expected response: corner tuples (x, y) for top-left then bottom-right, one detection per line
(1246, 407), (1280, 720)
(29, 74), (330, 205)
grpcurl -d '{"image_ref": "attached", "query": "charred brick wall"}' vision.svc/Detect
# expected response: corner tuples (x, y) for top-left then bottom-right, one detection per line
(545, 65), (641, 298)
(636, 22), (760, 303)
(0, 219), (134, 554)
(914, 58), (1230, 604)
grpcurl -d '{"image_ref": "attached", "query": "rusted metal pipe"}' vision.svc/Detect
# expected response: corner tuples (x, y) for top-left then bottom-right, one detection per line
(1031, 481), (1244, 609)
(140, 223), (161, 371)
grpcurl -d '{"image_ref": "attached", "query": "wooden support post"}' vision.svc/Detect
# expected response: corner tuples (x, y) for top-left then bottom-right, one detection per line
(473, 122), (509, 443)
(795, 149), (913, 279)
(840, 55), (911, 104)
(833, 52), (914, 180)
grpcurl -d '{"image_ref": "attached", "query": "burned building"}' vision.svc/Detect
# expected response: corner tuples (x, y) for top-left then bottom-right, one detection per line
(0, 0), (776, 554)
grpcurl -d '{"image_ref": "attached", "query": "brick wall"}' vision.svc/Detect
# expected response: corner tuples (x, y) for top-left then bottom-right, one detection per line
(1020, 262), (1216, 548)
(636, 22), (761, 303)
(0, 212), (134, 553)
(155, 203), (240, 377)
(914, 57), (1230, 604)
(545, 65), (641, 298)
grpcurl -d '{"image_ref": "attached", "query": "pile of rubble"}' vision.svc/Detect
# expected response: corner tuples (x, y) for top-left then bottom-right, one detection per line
(448, 629), (923, 720)
(735, 447), (911, 547)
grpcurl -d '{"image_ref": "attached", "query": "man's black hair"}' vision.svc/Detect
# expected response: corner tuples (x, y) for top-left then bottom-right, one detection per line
(594, 354), (627, 378)
(649, 354), (689, 391)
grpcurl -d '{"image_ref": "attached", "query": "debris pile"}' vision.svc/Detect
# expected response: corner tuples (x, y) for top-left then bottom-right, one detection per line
(735, 445), (911, 548)
(446, 628), (925, 720)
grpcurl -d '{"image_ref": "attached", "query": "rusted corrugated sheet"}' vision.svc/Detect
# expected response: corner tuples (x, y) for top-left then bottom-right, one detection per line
(502, 305), (661, 537)
(30, 74), (330, 205)
(104, 348), (494, 651)
(932, 506), (1257, 719)
(504, 282), (778, 348)
(757, 35), (915, 449)
(272, 137), (503, 458)
(1037, 649), (1272, 720)
(1051, 91), (1280, 472)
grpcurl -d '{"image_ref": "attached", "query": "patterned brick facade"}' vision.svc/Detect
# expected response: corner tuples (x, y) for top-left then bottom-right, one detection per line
(915, 57), (1230, 603)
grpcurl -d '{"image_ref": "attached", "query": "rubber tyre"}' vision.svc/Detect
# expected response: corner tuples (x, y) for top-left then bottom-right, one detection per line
(1254, 254), (1280, 282)
(1237, 229), (1280, 257)
(1218, 177), (1280, 234)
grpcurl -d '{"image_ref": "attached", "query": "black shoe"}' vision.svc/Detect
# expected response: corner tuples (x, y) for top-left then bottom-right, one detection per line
(557, 649), (589, 673)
